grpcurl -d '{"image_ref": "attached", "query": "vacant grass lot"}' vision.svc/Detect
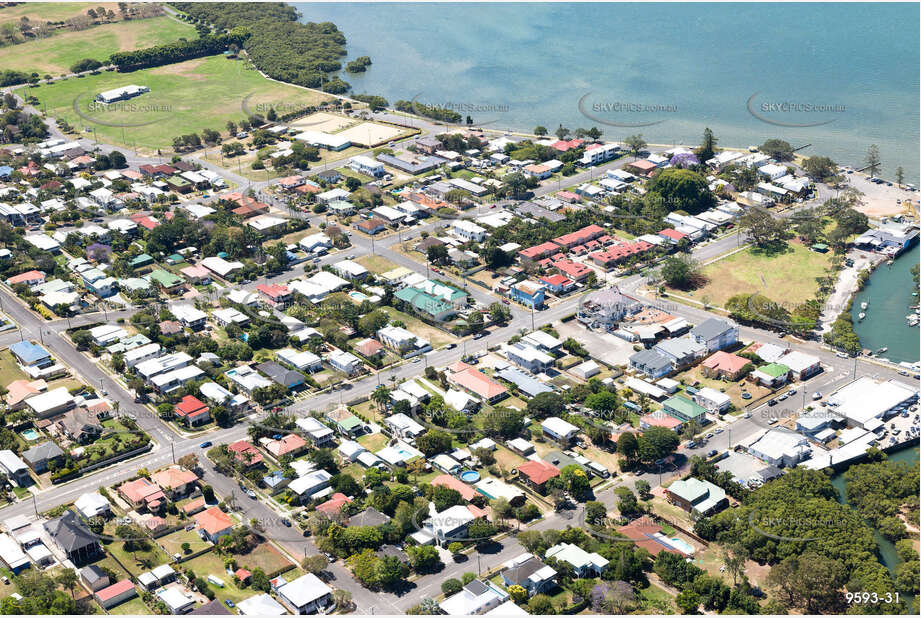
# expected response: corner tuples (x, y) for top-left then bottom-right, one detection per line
(379, 306), (457, 348)
(0, 16), (195, 75)
(107, 596), (152, 615)
(32, 55), (331, 153)
(688, 242), (834, 307)
(0, 349), (27, 385)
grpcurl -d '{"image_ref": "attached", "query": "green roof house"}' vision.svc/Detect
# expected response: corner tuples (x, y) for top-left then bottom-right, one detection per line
(129, 253), (154, 269)
(752, 363), (791, 387)
(662, 395), (707, 422)
(148, 269), (182, 290)
(394, 287), (457, 321)
(665, 477), (727, 516)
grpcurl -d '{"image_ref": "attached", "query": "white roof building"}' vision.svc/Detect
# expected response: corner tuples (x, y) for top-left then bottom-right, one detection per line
(276, 573), (332, 614)
(238, 593), (287, 615)
(827, 377), (917, 428)
(75, 492), (111, 519)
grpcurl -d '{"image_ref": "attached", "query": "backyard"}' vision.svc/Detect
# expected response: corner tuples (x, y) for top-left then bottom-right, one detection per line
(686, 242), (835, 307)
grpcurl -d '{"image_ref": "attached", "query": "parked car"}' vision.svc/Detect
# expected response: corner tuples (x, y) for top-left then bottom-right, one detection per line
(224, 600), (235, 609)
(768, 398), (778, 406)
(199, 441), (212, 448)
(707, 449), (718, 457)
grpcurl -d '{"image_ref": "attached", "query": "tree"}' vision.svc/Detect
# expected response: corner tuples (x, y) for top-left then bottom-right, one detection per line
(865, 144), (881, 178)
(584, 501), (607, 525)
(895, 166), (905, 187)
(554, 125), (570, 140)
(661, 254), (699, 289)
(584, 390), (620, 419)
(696, 127), (718, 163)
(721, 543), (747, 587)
(527, 594), (555, 615)
(766, 552), (845, 613)
(481, 406), (524, 438)
(635, 479), (651, 499)
(526, 391), (565, 418)
(636, 426), (679, 462)
(250, 568), (270, 592)
(375, 555), (408, 589)
(467, 310), (484, 334)
(488, 302), (511, 324)
(426, 244), (448, 265)
(508, 584), (528, 604)
(646, 168), (715, 214)
(533, 126), (547, 136)
(441, 578), (462, 596)
(802, 155), (837, 181)
(416, 430), (452, 457)
(370, 385), (391, 413)
(759, 138), (794, 161)
(738, 207), (787, 246)
(676, 589), (701, 614)
(178, 453), (199, 471)
(447, 541), (464, 556)
(54, 569), (78, 599)
(302, 554), (328, 575)
(623, 134), (647, 159)
(616, 432), (639, 461)
(407, 545), (441, 572)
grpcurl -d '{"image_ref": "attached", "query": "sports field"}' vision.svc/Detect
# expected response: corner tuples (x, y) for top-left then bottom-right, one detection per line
(30, 55), (332, 154)
(0, 15), (196, 75)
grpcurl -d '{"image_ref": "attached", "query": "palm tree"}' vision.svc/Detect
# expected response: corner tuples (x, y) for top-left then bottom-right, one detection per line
(371, 385), (391, 413)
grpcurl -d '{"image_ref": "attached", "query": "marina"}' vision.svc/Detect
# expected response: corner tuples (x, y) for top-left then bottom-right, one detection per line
(851, 243), (920, 365)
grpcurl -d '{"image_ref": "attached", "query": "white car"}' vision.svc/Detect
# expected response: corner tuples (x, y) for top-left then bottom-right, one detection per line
(836, 352), (849, 358)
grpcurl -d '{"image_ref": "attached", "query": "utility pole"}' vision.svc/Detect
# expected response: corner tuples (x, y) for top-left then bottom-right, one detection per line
(171, 442), (176, 464)
(32, 494), (38, 517)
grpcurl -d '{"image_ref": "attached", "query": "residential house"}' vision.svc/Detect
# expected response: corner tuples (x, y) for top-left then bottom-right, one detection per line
(174, 395), (211, 426)
(447, 362), (508, 403)
(665, 477), (728, 516)
(545, 543), (609, 577)
(265, 434), (308, 460)
(653, 337), (706, 370)
(150, 467), (199, 500)
(629, 348), (673, 379)
(439, 580), (509, 616)
(227, 440), (264, 467)
(195, 507), (234, 543)
(385, 413), (426, 440)
(501, 554), (557, 597)
(119, 477), (166, 510)
(689, 318), (739, 353)
(95, 580), (138, 609)
(20, 441), (64, 473)
(541, 417), (579, 445)
(700, 351), (750, 381)
(506, 343), (554, 373)
(509, 280), (546, 309)
(0, 451), (29, 486)
(516, 460), (560, 494)
(662, 395), (708, 424)
(692, 387), (732, 413)
(44, 510), (101, 563)
(276, 573), (333, 615)
(295, 416), (335, 447)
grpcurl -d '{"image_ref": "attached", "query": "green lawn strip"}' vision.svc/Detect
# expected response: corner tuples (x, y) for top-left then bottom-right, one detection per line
(107, 595), (154, 615)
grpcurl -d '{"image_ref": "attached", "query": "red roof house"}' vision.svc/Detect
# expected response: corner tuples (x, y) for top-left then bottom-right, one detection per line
(174, 395), (211, 426)
(516, 460), (560, 492)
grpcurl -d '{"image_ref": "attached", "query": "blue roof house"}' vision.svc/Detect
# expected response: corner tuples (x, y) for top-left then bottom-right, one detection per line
(10, 341), (52, 367)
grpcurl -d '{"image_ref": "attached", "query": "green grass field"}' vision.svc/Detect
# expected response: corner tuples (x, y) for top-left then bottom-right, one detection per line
(688, 242), (835, 307)
(0, 16), (196, 76)
(0, 349), (28, 385)
(31, 54), (331, 153)
(0, 2), (118, 24)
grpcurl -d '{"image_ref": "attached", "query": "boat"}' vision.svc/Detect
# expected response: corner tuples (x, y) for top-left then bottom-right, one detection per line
(860, 301), (868, 310)
(877, 347), (888, 354)
(858, 312), (866, 321)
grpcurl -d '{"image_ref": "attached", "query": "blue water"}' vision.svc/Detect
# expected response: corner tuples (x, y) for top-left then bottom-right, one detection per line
(851, 243), (920, 364)
(296, 2), (920, 182)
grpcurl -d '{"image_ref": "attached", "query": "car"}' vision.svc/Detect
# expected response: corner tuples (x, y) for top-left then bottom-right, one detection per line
(767, 398), (778, 406)
(324, 552), (336, 562)
(741, 392), (752, 400)
(777, 393), (788, 401)
(743, 411), (752, 418)
(768, 417), (778, 425)
(445, 343), (456, 349)
(686, 441), (698, 449)
(705, 432), (714, 439)
(714, 428), (724, 434)
(245, 489), (257, 499)
(199, 441), (212, 448)
(282, 519), (292, 527)
(812, 391), (822, 400)
(473, 332), (486, 340)
(836, 351), (849, 358)
(707, 449), (718, 457)
(412, 356), (422, 363)
(224, 600), (235, 608)
(787, 387), (797, 395)
(898, 369), (909, 376)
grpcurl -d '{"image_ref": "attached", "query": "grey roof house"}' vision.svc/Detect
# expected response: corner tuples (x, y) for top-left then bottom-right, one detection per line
(45, 510), (102, 563)
(21, 441), (65, 473)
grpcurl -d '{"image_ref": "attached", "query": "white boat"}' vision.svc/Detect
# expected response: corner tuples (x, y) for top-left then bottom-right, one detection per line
(858, 312), (866, 321)
(860, 301), (868, 310)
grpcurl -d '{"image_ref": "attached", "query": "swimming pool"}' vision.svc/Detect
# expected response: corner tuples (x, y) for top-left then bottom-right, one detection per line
(667, 537), (695, 556)
(21, 428), (39, 441)
(460, 470), (480, 483)
(349, 291), (369, 301)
